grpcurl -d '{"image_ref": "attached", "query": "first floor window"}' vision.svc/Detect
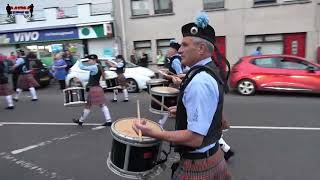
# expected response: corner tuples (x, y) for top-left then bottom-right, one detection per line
(203, 0), (224, 9)
(131, 0), (149, 16)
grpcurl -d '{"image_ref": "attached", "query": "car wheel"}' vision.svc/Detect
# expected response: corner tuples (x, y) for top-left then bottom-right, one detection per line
(237, 79), (256, 96)
(69, 78), (82, 87)
(126, 78), (138, 93)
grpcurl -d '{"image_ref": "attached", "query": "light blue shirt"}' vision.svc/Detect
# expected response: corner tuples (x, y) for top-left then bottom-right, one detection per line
(79, 62), (98, 75)
(171, 54), (183, 74)
(15, 58), (25, 66)
(15, 57), (30, 73)
(183, 57), (219, 153)
(251, 50), (262, 56)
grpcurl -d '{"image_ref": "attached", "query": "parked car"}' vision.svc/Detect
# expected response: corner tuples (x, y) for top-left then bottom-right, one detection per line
(230, 54), (320, 95)
(65, 58), (156, 92)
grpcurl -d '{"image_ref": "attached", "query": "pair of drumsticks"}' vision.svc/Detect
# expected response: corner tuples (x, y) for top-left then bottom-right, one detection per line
(136, 96), (169, 141)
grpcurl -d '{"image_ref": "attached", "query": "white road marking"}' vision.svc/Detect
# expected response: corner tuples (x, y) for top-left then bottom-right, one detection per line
(1, 122), (101, 126)
(91, 126), (106, 130)
(11, 132), (83, 155)
(0, 152), (73, 180)
(231, 126), (320, 131)
(0, 123), (3, 126)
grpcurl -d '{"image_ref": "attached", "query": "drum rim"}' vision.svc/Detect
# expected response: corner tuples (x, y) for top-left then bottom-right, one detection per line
(146, 79), (167, 85)
(111, 117), (162, 144)
(63, 87), (85, 92)
(107, 152), (162, 179)
(106, 76), (118, 80)
(150, 87), (179, 95)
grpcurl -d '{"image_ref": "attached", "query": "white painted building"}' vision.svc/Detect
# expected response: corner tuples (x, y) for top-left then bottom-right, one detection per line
(113, 0), (320, 65)
(0, 0), (116, 66)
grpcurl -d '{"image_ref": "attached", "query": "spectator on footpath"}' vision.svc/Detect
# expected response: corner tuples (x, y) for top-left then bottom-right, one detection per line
(139, 49), (149, 67)
(130, 49), (137, 64)
(52, 53), (67, 90)
(251, 46), (262, 56)
(63, 50), (76, 72)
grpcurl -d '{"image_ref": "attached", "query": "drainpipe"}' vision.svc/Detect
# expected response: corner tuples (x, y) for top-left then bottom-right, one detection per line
(119, 0), (127, 59)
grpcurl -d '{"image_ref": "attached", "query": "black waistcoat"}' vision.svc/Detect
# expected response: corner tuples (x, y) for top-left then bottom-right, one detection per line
(88, 65), (102, 87)
(168, 55), (182, 75)
(174, 61), (225, 153)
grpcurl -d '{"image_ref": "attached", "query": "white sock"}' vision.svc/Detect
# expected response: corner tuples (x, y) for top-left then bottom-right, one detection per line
(113, 89), (118, 100)
(5, 95), (13, 107)
(158, 113), (169, 127)
(219, 138), (231, 152)
(101, 105), (111, 122)
(29, 87), (37, 99)
(79, 108), (90, 122)
(123, 89), (128, 100)
(15, 88), (22, 99)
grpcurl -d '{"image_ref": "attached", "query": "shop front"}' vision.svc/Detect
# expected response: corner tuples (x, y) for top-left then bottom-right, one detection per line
(0, 26), (83, 66)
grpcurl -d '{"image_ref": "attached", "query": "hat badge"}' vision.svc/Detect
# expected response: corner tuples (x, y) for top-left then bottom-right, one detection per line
(190, 26), (198, 35)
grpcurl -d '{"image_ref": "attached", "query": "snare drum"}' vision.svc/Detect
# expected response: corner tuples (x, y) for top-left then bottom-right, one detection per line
(107, 118), (162, 179)
(105, 77), (119, 89)
(146, 79), (167, 93)
(149, 87), (179, 114)
(63, 87), (86, 107)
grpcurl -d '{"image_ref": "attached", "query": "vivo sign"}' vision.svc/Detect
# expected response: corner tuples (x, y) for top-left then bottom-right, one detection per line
(1, 27), (78, 44)
(14, 31), (40, 42)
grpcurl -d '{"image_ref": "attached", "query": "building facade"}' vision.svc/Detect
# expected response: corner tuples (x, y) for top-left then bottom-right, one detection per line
(114, 0), (320, 65)
(0, 1), (115, 66)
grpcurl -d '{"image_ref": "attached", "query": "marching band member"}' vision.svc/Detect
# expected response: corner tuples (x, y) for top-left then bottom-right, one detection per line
(133, 13), (233, 179)
(73, 54), (112, 127)
(107, 55), (129, 102)
(12, 51), (39, 102)
(0, 58), (14, 109)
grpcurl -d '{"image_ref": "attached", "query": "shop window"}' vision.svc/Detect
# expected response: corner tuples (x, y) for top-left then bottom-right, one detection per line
(57, 6), (78, 19)
(134, 40), (152, 62)
(254, 0), (277, 5)
(90, 3), (112, 15)
(154, 0), (172, 14)
(131, 0), (150, 16)
(245, 34), (284, 55)
(203, 0), (224, 9)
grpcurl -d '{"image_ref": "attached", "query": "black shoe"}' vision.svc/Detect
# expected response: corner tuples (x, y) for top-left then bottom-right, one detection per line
(73, 118), (83, 126)
(101, 121), (112, 126)
(224, 149), (235, 161)
(31, 99), (38, 101)
(111, 99), (117, 102)
(13, 98), (18, 102)
(5, 106), (14, 110)
(123, 99), (129, 102)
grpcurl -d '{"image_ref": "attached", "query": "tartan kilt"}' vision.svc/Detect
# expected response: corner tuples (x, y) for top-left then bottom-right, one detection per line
(117, 74), (128, 87)
(0, 83), (14, 96)
(87, 86), (106, 106)
(172, 149), (233, 180)
(17, 74), (40, 89)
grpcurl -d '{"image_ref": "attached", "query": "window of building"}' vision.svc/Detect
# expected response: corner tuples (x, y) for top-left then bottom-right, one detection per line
(154, 0), (172, 14)
(156, 39), (171, 55)
(131, 0), (150, 16)
(203, 0), (224, 9)
(133, 40), (152, 62)
(254, 0), (277, 5)
(245, 34), (284, 55)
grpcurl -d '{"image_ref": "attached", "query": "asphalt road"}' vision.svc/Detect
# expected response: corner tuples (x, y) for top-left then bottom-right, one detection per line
(1, 84), (320, 180)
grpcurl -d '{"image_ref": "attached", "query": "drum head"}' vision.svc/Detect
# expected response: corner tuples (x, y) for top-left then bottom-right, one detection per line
(150, 87), (179, 95)
(111, 118), (162, 144)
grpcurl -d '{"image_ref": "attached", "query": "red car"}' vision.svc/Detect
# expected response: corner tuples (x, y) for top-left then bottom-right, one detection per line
(230, 55), (320, 95)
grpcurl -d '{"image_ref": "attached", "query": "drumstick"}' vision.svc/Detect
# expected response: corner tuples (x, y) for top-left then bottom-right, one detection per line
(147, 93), (170, 111)
(137, 100), (142, 141)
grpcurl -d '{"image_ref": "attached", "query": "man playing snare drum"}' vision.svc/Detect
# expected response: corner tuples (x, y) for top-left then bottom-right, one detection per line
(133, 13), (233, 179)
(73, 54), (112, 126)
